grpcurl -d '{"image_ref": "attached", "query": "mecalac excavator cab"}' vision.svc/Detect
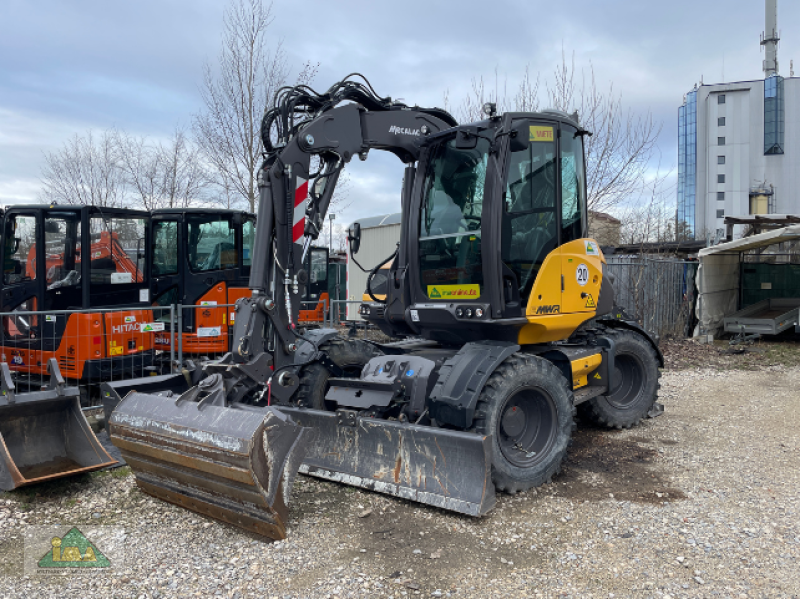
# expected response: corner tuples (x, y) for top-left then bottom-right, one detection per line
(105, 76), (662, 540)
(150, 209), (256, 357)
(0, 205), (154, 489)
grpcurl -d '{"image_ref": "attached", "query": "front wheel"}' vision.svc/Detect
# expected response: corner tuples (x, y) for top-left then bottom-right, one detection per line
(471, 355), (574, 494)
(577, 329), (660, 429)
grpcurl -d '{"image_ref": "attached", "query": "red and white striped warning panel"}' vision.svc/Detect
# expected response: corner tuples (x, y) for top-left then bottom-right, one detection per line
(293, 176), (308, 243)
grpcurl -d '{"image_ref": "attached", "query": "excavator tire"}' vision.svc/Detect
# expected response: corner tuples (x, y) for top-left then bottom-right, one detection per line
(294, 339), (382, 410)
(471, 355), (574, 494)
(577, 329), (660, 429)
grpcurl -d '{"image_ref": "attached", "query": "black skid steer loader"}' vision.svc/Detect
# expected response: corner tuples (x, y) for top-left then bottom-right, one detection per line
(104, 75), (662, 540)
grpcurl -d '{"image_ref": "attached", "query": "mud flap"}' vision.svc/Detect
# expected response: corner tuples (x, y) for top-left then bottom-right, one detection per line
(108, 392), (312, 540)
(280, 407), (496, 516)
(0, 359), (116, 491)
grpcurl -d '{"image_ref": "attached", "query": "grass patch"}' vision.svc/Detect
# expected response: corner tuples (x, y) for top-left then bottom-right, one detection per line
(90, 466), (131, 480)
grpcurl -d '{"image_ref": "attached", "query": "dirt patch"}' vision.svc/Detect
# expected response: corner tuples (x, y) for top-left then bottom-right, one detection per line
(551, 426), (686, 504)
(661, 336), (800, 370)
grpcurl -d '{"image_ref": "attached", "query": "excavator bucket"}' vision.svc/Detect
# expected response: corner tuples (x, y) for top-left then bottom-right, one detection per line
(107, 377), (312, 540)
(0, 359), (116, 491)
(280, 407), (496, 516)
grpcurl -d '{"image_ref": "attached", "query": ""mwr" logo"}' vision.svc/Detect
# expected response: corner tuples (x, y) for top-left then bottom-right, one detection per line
(535, 305), (560, 315)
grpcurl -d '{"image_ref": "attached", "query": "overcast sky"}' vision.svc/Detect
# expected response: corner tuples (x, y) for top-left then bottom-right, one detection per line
(2, 0), (799, 226)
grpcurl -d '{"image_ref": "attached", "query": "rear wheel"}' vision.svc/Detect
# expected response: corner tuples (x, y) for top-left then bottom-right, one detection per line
(471, 355), (574, 494)
(294, 338), (381, 410)
(577, 329), (659, 429)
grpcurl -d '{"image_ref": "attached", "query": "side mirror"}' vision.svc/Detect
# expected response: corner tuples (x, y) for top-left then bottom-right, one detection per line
(348, 223), (361, 254)
(455, 127), (479, 149)
(509, 125), (531, 153)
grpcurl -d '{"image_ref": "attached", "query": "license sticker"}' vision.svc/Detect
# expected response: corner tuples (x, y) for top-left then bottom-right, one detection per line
(410, 309), (420, 322)
(197, 327), (222, 337)
(529, 126), (554, 142)
(140, 322), (165, 332)
(125, 316), (136, 323)
(139, 289), (150, 302)
(584, 240), (600, 256)
(111, 272), (133, 284)
(200, 301), (217, 306)
(45, 315), (56, 322)
(576, 264), (589, 286)
(426, 284), (480, 299)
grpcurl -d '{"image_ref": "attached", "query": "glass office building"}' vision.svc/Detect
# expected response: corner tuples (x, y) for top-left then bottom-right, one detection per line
(677, 90), (697, 238)
(764, 75), (785, 155)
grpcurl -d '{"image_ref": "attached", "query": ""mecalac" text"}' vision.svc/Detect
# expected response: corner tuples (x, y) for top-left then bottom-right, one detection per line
(388, 126), (420, 136)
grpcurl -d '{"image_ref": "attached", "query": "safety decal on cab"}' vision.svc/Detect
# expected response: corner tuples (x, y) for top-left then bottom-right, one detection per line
(529, 126), (554, 142)
(584, 293), (596, 308)
(427, 284), (480, 299)
(576, 263), (589, 286)
(584, 240), (600, 256)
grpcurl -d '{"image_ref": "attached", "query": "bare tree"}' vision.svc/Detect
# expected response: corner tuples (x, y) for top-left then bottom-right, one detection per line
(456, 53), (661, 215)
(547, 52), (661, 214)
(193, 0), (317, 212)
(40, 130), (125, 207)
(156, 128), (211, 209)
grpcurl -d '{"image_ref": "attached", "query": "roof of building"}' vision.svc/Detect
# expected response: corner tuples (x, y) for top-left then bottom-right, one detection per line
(699, 224), (800, 256)
(351, 212), (402, 229)
(589, 211), (621, 224)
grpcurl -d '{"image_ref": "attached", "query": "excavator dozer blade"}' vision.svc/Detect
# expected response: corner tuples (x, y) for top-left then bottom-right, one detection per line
(0, 360), (116, 491)
(280, 407), (496, 516)
(108, 392), (312, 540)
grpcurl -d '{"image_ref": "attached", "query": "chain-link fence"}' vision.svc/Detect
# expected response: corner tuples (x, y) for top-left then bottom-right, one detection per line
(0, 305), (175, 404)
(605, 257), (697, 337)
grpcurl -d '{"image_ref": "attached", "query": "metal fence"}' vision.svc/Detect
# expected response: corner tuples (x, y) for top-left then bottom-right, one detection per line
(605, 257), (697, 337)
(0, 305), (175, 403)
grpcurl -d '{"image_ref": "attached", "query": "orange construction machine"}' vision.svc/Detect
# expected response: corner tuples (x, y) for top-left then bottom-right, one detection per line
(0, 205), (154, 489)
(150, 209), (255, 356)
(1, 205), (154, 386)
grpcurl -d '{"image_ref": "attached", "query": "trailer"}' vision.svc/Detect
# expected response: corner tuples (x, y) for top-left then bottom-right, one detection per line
(723, 298), (800, 335)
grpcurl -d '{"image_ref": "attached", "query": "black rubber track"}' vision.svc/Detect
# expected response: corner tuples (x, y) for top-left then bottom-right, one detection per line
(577, 328), (661, 429)
(293, 338), (382, 410)
(470, 354), (575, 494)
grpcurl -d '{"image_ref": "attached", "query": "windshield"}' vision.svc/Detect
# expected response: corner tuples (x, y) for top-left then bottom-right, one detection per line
(419, 136), (489, 300)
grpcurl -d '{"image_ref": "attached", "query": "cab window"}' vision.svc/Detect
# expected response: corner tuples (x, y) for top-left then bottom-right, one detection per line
(502, 123), (559, 298)
(44, 215), (81, 289)
(187, 216), (236, 272)
(560, 126), (587, 244)
(242, 217), (256, 276)
(153, 221), (179, 276)
(419, 136), (489, 299)
(88, 217), (146, 285)
(3, 214), (37, 285)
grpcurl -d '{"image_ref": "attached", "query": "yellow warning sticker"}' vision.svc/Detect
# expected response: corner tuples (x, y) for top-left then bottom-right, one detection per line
(529, 126), (554, 142)
(584, 294), (596, 308)
(110, 346), (123, 356)
(427, 284), (480, 299)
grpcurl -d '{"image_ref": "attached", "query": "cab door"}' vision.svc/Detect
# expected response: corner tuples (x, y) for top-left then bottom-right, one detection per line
(151, 217), (182, 313)
(1, 210), (43, 353)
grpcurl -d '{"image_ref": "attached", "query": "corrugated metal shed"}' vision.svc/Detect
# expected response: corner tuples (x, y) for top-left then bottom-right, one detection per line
(346, 212), (402, 320)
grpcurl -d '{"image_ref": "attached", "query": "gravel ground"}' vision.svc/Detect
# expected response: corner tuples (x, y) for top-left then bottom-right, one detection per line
(1, 340), (799, 598)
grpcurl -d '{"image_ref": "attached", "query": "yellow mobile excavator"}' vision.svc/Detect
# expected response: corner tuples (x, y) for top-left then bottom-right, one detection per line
(103, 75), (663, 540)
